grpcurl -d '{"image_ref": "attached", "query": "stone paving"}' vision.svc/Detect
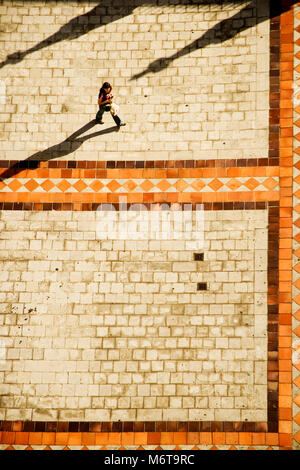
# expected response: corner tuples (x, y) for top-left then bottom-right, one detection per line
(0, 0), (298, 451)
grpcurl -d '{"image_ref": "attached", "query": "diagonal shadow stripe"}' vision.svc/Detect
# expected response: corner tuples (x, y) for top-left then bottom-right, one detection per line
(130, 0), (287, 80)
(0, 1), (293, 72)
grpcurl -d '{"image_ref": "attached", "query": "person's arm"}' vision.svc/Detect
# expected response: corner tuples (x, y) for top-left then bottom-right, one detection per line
(98, 93), (112, 106)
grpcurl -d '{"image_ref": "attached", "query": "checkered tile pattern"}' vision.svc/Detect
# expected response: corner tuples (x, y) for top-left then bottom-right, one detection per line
(0, 0), (297, 451)
(0, 176), (280, 193)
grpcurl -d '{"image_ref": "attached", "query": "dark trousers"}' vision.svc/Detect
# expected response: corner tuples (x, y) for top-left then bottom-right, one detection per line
(96, 105), (122, 126)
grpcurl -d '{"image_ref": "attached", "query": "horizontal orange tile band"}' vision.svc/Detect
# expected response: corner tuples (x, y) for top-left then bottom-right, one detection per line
(0, 166), (280, 179)
(0, 431), (284, 446)
(0, 191), (280, 204)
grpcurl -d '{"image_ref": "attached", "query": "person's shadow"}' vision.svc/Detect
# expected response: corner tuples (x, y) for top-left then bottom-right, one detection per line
(0, 120), (119, 180)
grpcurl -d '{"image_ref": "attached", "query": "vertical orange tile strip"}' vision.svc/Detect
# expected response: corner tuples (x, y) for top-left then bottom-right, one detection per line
(0, 2), (295, 451)
(280, 0), (294, 450)
(293, 0), (300, 451)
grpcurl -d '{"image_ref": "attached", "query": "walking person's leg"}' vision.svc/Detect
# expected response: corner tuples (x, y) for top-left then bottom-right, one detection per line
(109, 103), (125, 127)
(111, 112), (126, 127)
(112, 113), (121, 126)
(95, 106), (105, 123)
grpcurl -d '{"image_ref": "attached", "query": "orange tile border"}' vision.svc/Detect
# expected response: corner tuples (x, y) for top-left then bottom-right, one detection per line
(238, 433), (252, 446)
(0, 165), (281, 182)
(133, 433), (148, 446)
(28, 432), (43, 445)
(198, 432), (213, 445)
(67, 432), (84, 446)
(0, 190), (280, 206)
(41, 432), (56, 446)
(160, 432), (174, 445)
(280, 0), (295, 452)
(94, 433), (108, 446)
(225, 433), (239, 445)
(0, 431), (286, 448)
(186, 432), (200, 445)
(0, 1), (296, 451)
(173, 432), (187, 445)
(14, 432), (29, 445)
(293, 0), (300, 452)
(54, 433), (69, 446)
(120, 432), (135, 446)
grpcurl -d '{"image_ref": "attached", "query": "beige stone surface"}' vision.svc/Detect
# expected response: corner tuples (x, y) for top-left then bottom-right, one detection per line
(0, 209), (268, 421)
(0, 0), (269, 161)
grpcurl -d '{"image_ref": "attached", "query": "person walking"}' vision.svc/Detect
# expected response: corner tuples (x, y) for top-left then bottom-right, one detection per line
(96, 82), (126, 127)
